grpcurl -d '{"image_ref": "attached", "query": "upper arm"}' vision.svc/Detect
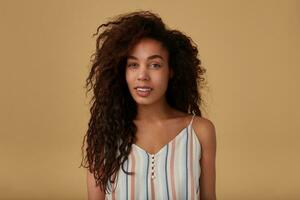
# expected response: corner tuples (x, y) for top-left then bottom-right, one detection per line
(87, 169), (106, 200)
(193, 116), (217, 200)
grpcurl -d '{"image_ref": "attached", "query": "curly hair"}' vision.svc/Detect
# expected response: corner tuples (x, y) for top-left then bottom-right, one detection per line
(80, 10), (208, 194)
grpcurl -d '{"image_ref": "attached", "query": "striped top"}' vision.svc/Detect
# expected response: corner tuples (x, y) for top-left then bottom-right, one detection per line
(105, 113), (202, 200)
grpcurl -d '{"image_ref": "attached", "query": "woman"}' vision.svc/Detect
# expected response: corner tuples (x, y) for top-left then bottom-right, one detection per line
(80, 10), (217, 200)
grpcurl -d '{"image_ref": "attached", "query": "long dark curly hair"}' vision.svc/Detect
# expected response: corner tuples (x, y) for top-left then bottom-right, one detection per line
(80, 10), (208, 194)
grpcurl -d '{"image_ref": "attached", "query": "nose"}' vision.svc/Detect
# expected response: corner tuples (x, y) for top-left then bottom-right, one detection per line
(137, 66), (150, 81)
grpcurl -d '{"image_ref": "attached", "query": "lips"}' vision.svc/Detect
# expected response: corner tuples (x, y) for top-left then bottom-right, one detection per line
(135, 87), (152, 97)
(134, 86), (153, 90)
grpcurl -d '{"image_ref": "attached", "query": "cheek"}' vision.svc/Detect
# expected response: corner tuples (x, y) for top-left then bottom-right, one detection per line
(153, 74), (170, 90)
(125, 71), (133, 85)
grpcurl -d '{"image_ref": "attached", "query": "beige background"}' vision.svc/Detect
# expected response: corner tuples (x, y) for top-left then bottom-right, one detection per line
(0, 0), (299, 199)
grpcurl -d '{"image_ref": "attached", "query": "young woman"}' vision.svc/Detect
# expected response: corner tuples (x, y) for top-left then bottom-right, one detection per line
(80, 10), (217, 200)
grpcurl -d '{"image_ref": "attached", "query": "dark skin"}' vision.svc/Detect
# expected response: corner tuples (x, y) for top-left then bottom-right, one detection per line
(87, 111), (217, 200)
(133, 109), (217, 200)
(126, 38), (216, 198)
(133, 110), (196, 155)
(87, 38), (217, 199)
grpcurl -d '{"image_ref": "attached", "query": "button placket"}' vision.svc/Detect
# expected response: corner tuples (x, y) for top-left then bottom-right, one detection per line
(150, 154), (156, 179)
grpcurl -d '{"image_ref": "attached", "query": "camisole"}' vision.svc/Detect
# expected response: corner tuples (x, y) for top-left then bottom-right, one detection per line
(105, 113), (202, 200)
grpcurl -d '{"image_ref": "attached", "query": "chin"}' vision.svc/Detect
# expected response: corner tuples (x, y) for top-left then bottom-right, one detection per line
(134, 97), (155, 105)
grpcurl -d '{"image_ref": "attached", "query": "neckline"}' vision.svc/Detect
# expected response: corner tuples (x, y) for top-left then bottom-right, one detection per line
(132, 114), (195, 156)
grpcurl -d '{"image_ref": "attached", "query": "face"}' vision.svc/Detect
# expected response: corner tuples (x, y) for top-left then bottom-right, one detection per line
(125, 38), (173, 105)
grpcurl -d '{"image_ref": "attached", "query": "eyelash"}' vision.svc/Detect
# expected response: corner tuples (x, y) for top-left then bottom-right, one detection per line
(127, 63), (161, 68)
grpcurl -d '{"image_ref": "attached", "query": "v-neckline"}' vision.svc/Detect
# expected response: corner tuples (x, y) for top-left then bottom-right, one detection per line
(132, 122), (193, 157)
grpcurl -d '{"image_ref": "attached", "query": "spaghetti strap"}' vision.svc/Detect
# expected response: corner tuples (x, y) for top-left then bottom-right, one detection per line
(107, 111), (201, 199)
(189, 113), (196, 126)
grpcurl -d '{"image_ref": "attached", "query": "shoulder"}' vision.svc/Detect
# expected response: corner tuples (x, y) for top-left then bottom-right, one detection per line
(192, 115), (217, 149)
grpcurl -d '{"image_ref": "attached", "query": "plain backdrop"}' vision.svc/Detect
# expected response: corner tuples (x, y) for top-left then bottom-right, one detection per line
(0, 0), (299, 199)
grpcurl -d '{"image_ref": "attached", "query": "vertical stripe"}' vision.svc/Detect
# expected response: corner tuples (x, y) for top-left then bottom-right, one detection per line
(151, 178), (156, 200)
(130, 151), (136, 200)
(170, 140), (177, 200)
(126, 158), (129, 200)
(165, 144), (170, 200)
(185, 128), (189, 199)
(105, 113), (202, 199)
(146, 153), (149, 200)
(189, 125), (195, 199)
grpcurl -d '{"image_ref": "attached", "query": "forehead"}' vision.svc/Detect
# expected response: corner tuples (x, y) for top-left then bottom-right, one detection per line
(127, 38), (169, 59)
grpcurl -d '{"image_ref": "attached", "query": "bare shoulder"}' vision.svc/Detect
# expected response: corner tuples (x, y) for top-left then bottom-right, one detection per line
(192, 115), (217, 199)
(192, 115), (217, 148)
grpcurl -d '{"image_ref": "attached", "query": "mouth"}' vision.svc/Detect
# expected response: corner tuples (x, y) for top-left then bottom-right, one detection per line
(134, 86), (153, 97)
(134, 86), (153, 90)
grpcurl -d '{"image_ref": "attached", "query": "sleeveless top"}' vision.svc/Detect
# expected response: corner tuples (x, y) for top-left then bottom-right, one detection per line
(105, 113), (202, 200)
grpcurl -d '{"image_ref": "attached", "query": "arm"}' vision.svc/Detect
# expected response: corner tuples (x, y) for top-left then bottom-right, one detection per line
(194, 117), (217, 200)
(87, 169), (106, 200)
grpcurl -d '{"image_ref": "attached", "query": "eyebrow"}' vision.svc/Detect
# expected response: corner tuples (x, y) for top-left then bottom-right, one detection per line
(127, 55), (164, 61)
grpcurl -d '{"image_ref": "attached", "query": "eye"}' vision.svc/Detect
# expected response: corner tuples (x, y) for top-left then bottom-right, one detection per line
(127, 63), (138, 68)
(151, 63), (161, 68)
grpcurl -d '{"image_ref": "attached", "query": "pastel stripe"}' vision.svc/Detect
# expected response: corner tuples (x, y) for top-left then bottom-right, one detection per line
(130, 151), (136, 200)
(164, 144), (170, 200)
(151, 178), (155, 200)
(189, 125), (195, 199)
(170, 140), (177, 200)
(104, 113), (201, 199)
(185, 128), (189, 199)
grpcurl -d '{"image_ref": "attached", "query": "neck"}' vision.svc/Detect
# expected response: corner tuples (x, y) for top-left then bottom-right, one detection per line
(135, 97), (173, 122)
